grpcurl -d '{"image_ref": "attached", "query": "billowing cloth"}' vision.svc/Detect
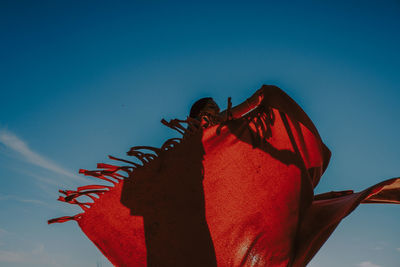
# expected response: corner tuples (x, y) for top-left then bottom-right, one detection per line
(49, 85), (400, 267)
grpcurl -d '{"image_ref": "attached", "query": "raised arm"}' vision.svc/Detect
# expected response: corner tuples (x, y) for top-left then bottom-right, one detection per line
(220, 88), (264, 119)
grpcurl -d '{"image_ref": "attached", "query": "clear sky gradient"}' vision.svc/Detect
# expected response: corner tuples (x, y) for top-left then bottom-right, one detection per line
(1, 1), (399, 266)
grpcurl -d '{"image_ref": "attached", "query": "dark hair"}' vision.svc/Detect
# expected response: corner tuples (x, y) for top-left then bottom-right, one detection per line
(189, 97), (213, 118)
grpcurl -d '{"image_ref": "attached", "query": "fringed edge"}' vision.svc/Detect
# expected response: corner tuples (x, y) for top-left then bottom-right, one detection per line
(48, 214), (83, 224)
(48, 117), (202, 225)
(48, 97), (244, 225)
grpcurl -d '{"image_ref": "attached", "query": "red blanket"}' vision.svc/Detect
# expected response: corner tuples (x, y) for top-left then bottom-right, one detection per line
(49, 85), (400, 267)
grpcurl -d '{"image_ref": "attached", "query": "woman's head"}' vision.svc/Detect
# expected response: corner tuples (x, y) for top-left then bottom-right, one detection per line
(189, 97), (220, 118)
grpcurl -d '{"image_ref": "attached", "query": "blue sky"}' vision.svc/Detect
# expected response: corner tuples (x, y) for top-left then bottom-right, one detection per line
(1, 1), (399, 266)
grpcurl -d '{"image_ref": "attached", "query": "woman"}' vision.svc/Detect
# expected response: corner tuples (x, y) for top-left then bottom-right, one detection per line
(49, 85), (399, 267)
(189, 88), (264, 124)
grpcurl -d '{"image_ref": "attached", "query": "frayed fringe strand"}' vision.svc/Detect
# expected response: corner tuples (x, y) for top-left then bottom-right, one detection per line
(48, 214), (82, 224)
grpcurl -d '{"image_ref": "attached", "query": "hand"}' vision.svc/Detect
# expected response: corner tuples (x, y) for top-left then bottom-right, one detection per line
(247, 88), (264, 106)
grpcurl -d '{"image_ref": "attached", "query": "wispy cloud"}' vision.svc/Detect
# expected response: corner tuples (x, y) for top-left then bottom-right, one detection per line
(0, 193), (72, 212)
(357, 261), (382, 267)
(0, 229), (60, 266)
(0, 244), (61, 266)
(396, 248), (400, 252)
(0, 129), (87, 183)
(10, 166), (76, 188)
(0, 228), (8, 236)
(0, 193), (47, 206)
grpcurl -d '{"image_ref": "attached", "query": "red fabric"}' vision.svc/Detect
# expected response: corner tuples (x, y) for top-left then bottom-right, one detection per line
(49, 85), (400, 266)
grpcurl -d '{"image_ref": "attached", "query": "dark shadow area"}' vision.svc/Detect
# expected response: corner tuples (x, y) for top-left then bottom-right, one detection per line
(120, 130), (217, 267)
(227, 108), (302, 167)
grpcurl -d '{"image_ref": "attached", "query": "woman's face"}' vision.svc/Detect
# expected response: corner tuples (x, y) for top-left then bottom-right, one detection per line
(202, 99), (220, 116)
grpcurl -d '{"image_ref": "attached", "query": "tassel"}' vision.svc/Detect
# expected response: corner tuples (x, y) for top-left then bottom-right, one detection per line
(48, 214), (82, 224)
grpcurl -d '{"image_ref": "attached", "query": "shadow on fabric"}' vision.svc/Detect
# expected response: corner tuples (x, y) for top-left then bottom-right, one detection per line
(120, 129), (217, 267)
